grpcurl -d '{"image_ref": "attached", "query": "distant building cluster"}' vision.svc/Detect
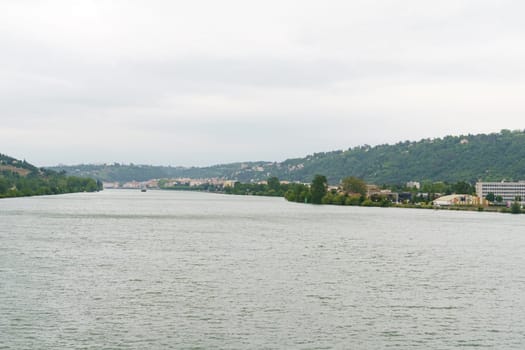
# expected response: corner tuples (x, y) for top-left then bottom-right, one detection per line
(339, 179), (525, 207)
(367, 185), (399, 202)
(103, 178), (237, 190)
(102, 177), (301, 190)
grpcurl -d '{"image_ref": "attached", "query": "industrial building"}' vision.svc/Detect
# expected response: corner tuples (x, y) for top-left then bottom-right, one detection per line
(475, 181), (525, 203)
(434, 194), (487, 206)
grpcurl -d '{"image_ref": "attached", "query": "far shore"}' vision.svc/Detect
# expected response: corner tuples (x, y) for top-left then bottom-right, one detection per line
(139, 187), (523, 214)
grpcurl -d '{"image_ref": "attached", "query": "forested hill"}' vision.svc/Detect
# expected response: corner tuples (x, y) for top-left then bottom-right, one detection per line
(277, 129), (525, 184)
(0, 153), (102, 198)
(50, 130), (525, 185)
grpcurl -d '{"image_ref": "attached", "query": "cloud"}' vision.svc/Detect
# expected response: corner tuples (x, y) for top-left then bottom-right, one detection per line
(1, 0), (524, 166)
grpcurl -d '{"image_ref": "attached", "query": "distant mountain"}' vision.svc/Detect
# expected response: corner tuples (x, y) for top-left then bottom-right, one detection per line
(0, 153), (102, 198)
(49, 129), (525, 185)
(48, 162), (265, 183)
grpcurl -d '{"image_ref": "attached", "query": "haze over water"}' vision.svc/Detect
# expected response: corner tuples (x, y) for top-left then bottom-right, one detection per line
(1, 190), (525, 349)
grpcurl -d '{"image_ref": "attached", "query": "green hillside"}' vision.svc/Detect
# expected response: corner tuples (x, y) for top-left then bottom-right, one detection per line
(49, 130), (525, 185)
(0, 153), (102, 198)
(276, 129), (525, 184)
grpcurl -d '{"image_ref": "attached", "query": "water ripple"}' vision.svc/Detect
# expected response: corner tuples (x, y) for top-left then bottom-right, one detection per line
(1, 190), (525, 349)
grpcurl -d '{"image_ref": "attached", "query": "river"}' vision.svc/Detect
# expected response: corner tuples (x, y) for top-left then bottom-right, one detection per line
(1, 190), (525, 349)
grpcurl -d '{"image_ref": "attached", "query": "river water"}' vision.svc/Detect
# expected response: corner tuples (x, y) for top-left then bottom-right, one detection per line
(1, 190), (525, 349)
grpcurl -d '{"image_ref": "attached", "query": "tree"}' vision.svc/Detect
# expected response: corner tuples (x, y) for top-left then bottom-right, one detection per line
(0, 178), (9, 194)
(267, 177), (280, 193)
(345, 195), (362, 206)
(311, 175), (327, 204)
(486, 192), (495, 202)
(431, 181), (448, 195)
(452, 181), (474, 194)
(341, 176), (367, 196)
(284, 183), (310, 203)
(321, 192), (334, 204)
(284, 189), (296, 202)
(333, 193), (346, 205)
(511, 201), (522, 214)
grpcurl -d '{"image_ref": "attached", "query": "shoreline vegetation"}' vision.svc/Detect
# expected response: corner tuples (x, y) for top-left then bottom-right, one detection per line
(160, 175), (523, 214)
(0, 153), (102, 199)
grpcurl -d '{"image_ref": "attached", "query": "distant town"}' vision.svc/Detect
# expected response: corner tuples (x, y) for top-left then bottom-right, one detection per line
(103, 178), (237, 191)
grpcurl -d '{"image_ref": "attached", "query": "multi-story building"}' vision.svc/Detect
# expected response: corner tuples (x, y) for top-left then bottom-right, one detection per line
(475, 181), (525, 203)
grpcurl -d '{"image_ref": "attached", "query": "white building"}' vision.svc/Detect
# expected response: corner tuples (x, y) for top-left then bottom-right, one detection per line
(406, 181), (421, 190)
(475, 181), (525, 203)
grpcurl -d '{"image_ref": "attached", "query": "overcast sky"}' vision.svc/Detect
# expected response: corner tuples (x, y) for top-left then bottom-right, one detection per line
(1, 0), (524, 166)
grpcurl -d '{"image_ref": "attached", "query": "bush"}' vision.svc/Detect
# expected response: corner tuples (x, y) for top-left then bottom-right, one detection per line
(361, 199), (375, 207)
(333, 193), (347, 205)
(511, 201), (522, 214)
(345, 195), (362, 206)
(380, 198), (392, 207)
(322, 192), (334, 204)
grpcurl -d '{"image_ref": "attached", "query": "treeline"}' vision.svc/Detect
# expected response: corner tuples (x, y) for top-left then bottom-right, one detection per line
(0, 171), (102, 198)
(216, 175), (479, 206)
(283, 175), (376, 206)
(284, 175), (478, 205)
(219, 175), (396, 206)
(0, 153), (102, 198)
(223, 177), (287, 196)
(158, 176), (291, 196)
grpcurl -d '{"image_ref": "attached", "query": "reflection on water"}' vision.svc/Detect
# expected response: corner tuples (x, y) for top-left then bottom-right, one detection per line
(1, 190), (525, 349)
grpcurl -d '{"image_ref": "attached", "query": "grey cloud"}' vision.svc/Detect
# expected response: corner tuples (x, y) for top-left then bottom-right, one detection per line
(1, 0), (524, 166)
